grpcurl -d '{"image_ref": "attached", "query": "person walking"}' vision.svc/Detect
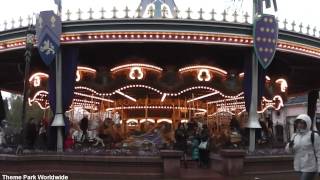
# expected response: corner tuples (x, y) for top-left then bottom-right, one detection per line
(285, 114), (320, 180)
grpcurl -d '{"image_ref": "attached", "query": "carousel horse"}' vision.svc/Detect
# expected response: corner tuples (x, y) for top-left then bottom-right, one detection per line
(72, 118), (105, 147)
(72, 129), (105, 147)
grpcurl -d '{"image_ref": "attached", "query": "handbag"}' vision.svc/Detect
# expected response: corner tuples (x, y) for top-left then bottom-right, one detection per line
(198, 141), (208, 149)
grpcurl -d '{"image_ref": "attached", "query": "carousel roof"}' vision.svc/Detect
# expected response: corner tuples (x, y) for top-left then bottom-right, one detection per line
(0, 5), (319, 96)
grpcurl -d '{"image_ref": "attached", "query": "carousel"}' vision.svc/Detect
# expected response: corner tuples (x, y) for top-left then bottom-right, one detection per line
(0, 0), (319, 152)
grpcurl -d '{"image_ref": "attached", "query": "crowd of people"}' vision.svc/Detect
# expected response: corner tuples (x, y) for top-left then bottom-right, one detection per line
(173, 119), (210, 168)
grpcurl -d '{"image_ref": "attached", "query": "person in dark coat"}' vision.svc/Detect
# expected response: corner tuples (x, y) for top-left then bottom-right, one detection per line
(80, 116), (89, 142)
(199, 124), (210, 168)
(174, 123), (188, 168)
(25, 118), (37, 149)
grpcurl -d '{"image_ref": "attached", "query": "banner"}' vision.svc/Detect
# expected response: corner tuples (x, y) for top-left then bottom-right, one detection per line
(36, 11), (62, 66)
(48, 47), (78, 113)
(253, 14), (278, 69)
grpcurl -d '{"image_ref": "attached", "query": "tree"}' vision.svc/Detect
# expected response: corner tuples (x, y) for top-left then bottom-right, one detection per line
(5, 94), (45, 131)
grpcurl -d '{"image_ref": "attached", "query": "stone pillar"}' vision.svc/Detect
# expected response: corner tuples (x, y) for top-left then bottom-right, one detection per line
(220, 149), (246, 176)
(160, 150), (183, 178)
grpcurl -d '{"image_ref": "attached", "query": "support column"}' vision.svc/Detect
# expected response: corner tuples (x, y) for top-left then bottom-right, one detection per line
(246, 0), (261, 152)
(51, 52), (65, 153)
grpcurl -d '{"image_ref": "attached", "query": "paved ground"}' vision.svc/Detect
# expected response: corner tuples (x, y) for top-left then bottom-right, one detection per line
(179, 168), (305, 180)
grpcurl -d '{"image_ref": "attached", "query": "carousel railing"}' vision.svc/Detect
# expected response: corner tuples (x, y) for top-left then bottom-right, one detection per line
(0, 6), (319, 39)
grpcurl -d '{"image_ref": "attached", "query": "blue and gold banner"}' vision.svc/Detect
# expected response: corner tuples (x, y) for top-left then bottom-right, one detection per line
(36, 11), (61, 66)
(253, 14), (278, 69)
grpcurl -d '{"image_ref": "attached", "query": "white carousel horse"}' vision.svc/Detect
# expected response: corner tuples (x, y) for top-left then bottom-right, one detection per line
(72, 129), (105, 147)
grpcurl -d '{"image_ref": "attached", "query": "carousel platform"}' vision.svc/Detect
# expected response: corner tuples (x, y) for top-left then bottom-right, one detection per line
(0, 149), (298, 180)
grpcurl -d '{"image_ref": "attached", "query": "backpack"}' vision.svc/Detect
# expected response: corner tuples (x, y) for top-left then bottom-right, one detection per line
(311, 131), (320, 162)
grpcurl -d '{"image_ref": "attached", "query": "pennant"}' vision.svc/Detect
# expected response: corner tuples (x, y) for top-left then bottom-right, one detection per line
(253, 14), (278, 69)
(36, 11), (61, 66)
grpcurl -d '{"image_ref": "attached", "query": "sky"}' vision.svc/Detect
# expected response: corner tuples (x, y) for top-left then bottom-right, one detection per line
(1, 0), (319, 99)
(0, 0), (319, 29)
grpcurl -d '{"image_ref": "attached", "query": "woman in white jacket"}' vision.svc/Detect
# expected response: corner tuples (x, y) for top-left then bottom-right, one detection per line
(285, 114), (320, 180)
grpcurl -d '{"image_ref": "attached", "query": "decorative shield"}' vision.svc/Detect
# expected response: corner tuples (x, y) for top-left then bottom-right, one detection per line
(253, 14), (278, 69)
(36, 11), (61, 66)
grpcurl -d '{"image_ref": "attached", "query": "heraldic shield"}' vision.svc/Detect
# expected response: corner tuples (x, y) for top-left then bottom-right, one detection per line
(36, 11), (62, 66)
(253, 14), (278, 69)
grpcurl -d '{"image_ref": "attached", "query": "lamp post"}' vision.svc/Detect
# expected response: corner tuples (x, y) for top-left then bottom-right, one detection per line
(17, 25), (35, 154)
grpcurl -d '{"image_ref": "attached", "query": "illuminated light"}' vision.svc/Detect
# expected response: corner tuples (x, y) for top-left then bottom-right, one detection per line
(129, 67), (144, 80)
(106, 106), (207, 113)
(111, 63), (163, 73)
(130, 34), (134, 38)
(266, 76), (271, 81)
(258, 95), (284, 113)
(187, 91), (219, 103)
(140, 119), (155, 123)
(100, 35), (104, 39)
(71, 37), (75, 40)
(77, 36), (81, 40)
(239, 72), (244, 78)
(77, 66), (96, 73)
(74, 92), (114, 102)
(197, 69), (211, 81)
(66, 37), (70, 41)
(73, 98), (100, 105)
(115, 90), (137, 102)
(161, 93), (167, 102)
(28, 90), (50, 109)
(181, 119), (189, 123)
(179, 65), (227, 77)
(275, 78), (288, 92)
(88, 35), (92, 39)
(60, 37), (64, 41)
(127, 119), (138, 124)
(94, 35), (98, 39)
(76, 70), (81, 82)
(157, 119), (172, 124)
(33, 76), (41, 87)
(240, 72), (271, 82)
(209, 111), (235, 116)
(29, 72), (49, 82)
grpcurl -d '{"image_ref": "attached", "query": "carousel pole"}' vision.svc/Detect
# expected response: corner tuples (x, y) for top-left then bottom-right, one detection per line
(206, 103), (209, 126)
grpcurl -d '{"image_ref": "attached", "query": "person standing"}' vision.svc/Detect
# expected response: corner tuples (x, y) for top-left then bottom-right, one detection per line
(80, 116), (89, 143)
(285, 114), (320, 180)
(174, 123), (188, 168)
(198, 124), (210, 168)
